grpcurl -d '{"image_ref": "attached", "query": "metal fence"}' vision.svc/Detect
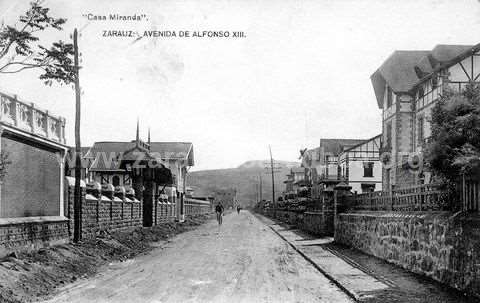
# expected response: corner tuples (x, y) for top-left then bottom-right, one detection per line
(346, 183), (452, 211)
(461, 178), (480, 212)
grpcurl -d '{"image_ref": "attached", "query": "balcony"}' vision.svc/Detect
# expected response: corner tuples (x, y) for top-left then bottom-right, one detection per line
(318, 173), (342, 184)
(0, 92), (66, 145)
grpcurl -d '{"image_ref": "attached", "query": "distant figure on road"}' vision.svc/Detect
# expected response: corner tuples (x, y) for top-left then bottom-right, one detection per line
(237, 206), (241, 214)
(215, 202), (224, 225)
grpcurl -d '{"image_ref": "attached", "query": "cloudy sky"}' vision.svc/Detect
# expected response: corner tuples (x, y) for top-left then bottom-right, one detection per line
(0, 0), (479, 170)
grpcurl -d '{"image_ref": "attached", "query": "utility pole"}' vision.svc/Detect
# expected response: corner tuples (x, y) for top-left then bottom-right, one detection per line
(259, 174), (262, 201)
(269, 145), (275, 208)
(73, 28), (82, 243)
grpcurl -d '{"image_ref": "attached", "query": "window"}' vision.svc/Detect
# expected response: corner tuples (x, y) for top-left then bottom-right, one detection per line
(418, 86), (424, 98)
(363, 162), (374, 177)
(432, 76), (438, 88)
(386, 87), (393, 108)
(385, 122), (392, 149)
(418, 116), (424, 145)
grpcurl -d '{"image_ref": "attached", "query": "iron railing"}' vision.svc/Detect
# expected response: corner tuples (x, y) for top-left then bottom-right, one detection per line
(346, 183), (452, 211)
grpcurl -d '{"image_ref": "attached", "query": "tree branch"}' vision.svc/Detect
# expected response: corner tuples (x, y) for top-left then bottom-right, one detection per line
(0, 64), (45, 74)
(0, 57), (50, 72)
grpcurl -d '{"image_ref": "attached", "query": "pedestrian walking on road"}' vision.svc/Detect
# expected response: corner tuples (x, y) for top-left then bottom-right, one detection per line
(237, 205), (241, 214)
(215, 202), (224, 225)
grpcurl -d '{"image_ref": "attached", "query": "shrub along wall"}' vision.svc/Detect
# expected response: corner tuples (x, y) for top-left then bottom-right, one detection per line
(335, 211), (480, 298)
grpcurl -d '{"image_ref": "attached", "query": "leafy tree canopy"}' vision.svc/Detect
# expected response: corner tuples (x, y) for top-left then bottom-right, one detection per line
(425, 84), (480, 182)
(0, 0), (75, 85)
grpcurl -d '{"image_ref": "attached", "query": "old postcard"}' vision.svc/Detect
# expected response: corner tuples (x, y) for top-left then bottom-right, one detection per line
(0, 1), (479, 302)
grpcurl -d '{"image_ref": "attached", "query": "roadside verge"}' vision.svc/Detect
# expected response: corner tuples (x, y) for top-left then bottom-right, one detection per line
(0, 214), (214, 303)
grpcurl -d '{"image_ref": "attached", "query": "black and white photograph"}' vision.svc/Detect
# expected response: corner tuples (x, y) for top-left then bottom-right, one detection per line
(0, 0), (480, 302)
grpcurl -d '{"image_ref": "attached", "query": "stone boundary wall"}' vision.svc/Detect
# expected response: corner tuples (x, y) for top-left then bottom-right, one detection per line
(0, 216), (69, 258)
(66, 185), (143, 238)
(301, 211), (334, 236)
(335, 211), (480, 298)
(153, 202), (176, 224)
(273, 210), (303, 226)
(258, 209), (334, 236)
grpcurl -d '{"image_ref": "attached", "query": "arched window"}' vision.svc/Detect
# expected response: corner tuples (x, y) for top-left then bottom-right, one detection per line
(112, 175), (120, 186)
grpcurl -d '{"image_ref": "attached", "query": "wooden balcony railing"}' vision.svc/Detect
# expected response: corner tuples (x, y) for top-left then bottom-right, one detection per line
(0, 92), (66, 144)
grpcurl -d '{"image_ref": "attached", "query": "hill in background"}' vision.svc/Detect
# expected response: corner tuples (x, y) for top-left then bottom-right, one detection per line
(188, 160), (300, 208)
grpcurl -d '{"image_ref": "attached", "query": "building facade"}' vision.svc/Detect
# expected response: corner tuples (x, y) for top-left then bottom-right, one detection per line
(316, 139), (366, 185)
(338, 135), (382, 193)
(0, 91), (69, 256)
(80, 126), (194, 223)
(372, 44), (480, 190)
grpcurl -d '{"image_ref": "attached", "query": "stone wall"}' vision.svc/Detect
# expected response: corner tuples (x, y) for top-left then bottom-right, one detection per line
(0, 217), (69, 258)
(66, 185), (143, 238)
(257, 208), (334, 236)
(335, 211), (480, 298)
(301, 211), (334, 236)
(66, 184), (213, 239)
(153, 202), (176, 224)
(273, 210), (303, 226)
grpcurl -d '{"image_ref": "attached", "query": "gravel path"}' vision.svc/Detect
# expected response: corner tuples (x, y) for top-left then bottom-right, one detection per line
(42, 211), (352, 303)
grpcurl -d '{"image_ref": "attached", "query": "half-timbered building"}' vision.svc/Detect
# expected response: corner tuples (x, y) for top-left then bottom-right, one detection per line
(372, 44), (480, 190)
(337, 135), (382, 193)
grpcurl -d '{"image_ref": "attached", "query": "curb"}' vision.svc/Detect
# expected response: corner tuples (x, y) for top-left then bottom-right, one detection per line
(267, 225), (360, 302)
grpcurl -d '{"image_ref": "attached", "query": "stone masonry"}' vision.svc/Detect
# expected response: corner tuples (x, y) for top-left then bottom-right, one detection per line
(0, 217), (69, 257)
(66, 185), (143, 238)
(335, 211), (480, 298)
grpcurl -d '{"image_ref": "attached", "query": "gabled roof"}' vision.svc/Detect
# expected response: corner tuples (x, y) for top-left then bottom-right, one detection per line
(431, 44), (473, 62)
(340, 134), (381, 154)
(319, 138), (366, 156)
(85, 142), (134, 171)
(371, 44), (476, 108)
(149, 142), (193, 162)
(85, 141), (194, 172)
(371, 50), (430, 108)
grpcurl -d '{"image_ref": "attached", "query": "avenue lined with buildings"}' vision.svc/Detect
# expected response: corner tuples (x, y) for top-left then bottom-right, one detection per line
(42, 212), (353, 303)
(0, 3), (480, 300)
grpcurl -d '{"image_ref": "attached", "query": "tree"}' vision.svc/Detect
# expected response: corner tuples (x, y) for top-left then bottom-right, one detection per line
(0, 0), (75, 84)
(424, 83), (480, 183)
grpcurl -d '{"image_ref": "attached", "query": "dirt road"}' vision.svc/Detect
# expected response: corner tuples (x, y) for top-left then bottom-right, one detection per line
(42, 211), (352, 303)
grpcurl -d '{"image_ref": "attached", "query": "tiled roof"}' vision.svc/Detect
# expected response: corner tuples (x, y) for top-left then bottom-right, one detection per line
(371, 50), (430, 108)
(341, 134), (381, 153)
(149, 142), (193, 160)
(320, 138), (366, 155)
(86, 142), (135, 171)
(371, 44), (476, 108)
(85, 141), (194, 171)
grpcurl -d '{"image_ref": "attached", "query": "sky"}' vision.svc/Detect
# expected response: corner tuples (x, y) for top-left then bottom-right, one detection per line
(0, 0), (479, 170)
